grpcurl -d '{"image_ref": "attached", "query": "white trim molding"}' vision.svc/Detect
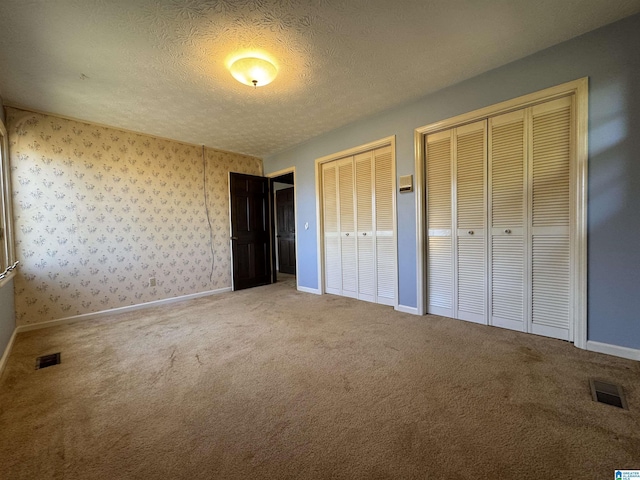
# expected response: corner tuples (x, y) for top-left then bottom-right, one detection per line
(587, 341), (640, 362)
(395, 305), (420, 315)
(266, 166), (299, 291)
(414, 78), (588, 349)
(297, 286), (322, 295)
(15, 287), (232, 333)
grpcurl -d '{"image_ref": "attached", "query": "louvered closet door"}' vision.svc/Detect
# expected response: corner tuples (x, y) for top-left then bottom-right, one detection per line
(322, 162), (341, 295)
(529, 96), (573, 341)
(426, 130), (454, 317)
(489, 110), (527, 332)
(355, 151), (375, 302)
(455, 121), (487, 324)
(338, 157), (358, 298)
(374, 145), (397, 306)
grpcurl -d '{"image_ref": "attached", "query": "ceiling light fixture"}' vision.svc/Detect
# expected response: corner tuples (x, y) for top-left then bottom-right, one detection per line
(229, 57), (278, 88)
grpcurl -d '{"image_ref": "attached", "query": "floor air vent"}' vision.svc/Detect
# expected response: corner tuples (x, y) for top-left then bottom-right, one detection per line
(35, 353), (61, 370)
(590, 379), (627, 409)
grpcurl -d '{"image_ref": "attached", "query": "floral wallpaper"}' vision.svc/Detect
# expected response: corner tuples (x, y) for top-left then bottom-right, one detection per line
(7, 108), (262, 326)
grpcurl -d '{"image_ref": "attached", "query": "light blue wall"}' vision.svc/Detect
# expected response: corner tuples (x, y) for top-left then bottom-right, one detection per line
(264, 14), (640, 349)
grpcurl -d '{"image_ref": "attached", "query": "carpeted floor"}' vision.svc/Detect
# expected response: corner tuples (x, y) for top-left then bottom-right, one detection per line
(1, 274), (639, 479)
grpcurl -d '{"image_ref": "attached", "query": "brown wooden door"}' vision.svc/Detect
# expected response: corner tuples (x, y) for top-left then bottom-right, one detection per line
(229, 173), (272, 290)
(276, 187), (296, 274)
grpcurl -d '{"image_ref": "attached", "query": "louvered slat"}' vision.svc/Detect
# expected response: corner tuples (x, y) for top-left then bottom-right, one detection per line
(532, 105), (571, 227)
(356, 153), (373, 231)
(375, 147), (394, 232)
(427, 137), (452, 229)
(339, 161), (355, 232)
(358, 236), (375, 298)
(532, 235), (570, 329)
(428, 237), (452, 309)
(341, 235), (357, 294)
(491, 236), (524, 322)
(491, 119), (524, 227)
(456, 129), (485, 228)
(457, 237), (485, 315)
(376, 235), (395, 302)
(375, 146), (396, 303)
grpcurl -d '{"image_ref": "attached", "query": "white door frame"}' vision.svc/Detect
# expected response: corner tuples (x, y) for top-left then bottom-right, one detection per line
(267, 167), (298, 290)
(414, 78), (588, 349)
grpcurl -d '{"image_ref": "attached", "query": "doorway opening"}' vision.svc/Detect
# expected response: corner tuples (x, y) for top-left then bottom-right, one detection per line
(268, 169), (297, 286)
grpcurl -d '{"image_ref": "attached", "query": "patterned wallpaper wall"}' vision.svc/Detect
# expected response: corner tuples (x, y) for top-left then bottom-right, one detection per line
(7, 107), (262, 326)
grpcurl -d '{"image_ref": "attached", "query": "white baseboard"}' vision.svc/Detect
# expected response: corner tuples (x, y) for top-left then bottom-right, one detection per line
(297, 286), (321, 295)
(586, 340), (640, 361)
(395, 304), (421, 315)
(16, 287), (233, 334)
(0, 328), (18, 379)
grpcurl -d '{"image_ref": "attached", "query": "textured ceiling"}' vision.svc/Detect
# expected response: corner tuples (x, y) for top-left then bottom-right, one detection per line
(1, 0), (639, 157)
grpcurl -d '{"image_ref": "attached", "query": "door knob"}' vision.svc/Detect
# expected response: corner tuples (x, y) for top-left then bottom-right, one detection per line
(230, 236), (238, 240)
(504, 229), (511, 234)
(468, 230), (474, 235)
(363, 232), (367, 236)
(345, 232), (350, 236)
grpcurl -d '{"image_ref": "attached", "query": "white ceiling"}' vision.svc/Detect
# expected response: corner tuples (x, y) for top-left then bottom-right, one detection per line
(1, 1), (639, 158)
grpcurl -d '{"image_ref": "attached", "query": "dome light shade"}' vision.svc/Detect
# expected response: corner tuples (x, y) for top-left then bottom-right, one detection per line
(229, 57), (278, 87)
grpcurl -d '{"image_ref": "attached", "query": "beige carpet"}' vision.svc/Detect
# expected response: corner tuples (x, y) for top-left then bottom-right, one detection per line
(1, 275), (639, 479)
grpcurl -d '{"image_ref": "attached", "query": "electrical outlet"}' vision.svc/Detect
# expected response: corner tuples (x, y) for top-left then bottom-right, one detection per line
(149, 277), (156, 287)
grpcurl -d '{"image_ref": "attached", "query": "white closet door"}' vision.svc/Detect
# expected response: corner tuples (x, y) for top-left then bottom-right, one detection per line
(426, 130), (454, 317)
(355, 151), (375, 302)
(529, 96), (573, 341)
(338, 157), (358, 298)
(322, 162), (341, 295)
(455, 121), (487, 324)
(374, 145), (397, 306)
(488, 110), (527, 332)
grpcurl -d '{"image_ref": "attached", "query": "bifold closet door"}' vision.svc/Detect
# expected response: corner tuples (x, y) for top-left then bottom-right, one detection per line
(455, 121), (487, 324)
(529, 96), (573, 341)
(374, 146), (396, 306)
(323, 157), (358, 299)
(488, 110), (527, 332)
(322, 161), (341, 295)
(338, 157), (358, 298)
(426, 96), (574, 341)
(322, 146), (396, 306)
(426, 130), (454, 317)
(426, 121), (486, 321)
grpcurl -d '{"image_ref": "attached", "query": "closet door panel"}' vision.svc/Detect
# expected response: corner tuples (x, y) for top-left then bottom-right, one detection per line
(338, 158), (357, 298)
(489, 110), (527, 331)
(322, 162), (341, 295)
(529, 97), (573, 340)
(455, 121), (487, 324)
(374, 145), (396, 306)
(426, 130), (453, 317)
(355, 151), (375, 302)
